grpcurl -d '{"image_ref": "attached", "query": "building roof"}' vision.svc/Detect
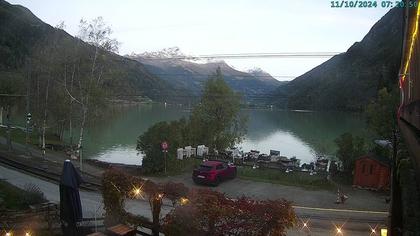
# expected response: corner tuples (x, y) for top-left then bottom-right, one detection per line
(357, 153), (391, 167)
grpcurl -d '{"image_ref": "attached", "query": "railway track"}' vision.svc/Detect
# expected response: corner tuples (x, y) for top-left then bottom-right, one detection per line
(0, 153), (387, 227)
(0, 154), (102, 191)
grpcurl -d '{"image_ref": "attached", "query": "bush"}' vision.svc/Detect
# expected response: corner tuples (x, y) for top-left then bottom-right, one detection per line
(162, 189), (296, 236)
(137, 119), (190, 174)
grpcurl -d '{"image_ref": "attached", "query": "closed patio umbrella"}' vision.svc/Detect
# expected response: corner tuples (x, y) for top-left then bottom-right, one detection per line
(60, 160), (83, 236)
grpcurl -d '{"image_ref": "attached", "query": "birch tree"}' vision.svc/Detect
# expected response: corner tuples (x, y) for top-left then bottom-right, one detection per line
(64, 17), (119, 169)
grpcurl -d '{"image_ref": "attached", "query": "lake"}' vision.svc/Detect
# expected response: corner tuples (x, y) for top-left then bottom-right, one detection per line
(79, 104), (370, 166)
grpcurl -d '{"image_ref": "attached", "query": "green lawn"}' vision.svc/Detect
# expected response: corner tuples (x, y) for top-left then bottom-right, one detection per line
(0, 127), (64, 147)
(143, 157), (203, 177)
(0, 180), (46, 210)
(237, 166), (335, 190)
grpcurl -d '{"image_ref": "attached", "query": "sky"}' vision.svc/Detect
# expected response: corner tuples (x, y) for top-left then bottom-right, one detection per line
(8, 0), (391, 81)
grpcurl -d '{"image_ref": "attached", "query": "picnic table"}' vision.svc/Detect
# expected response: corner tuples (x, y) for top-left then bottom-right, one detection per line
(107, 224), (136, 236)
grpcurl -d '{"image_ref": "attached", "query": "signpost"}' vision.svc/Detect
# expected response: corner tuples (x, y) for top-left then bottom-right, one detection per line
(161, 141), (168, 174)
(25, 113), (31, 156)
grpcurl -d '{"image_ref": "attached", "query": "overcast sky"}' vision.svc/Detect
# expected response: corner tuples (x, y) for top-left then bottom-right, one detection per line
(9, 0), (391, 80)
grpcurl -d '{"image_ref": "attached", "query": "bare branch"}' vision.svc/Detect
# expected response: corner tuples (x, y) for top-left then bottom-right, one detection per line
(63, 65), (83, 105)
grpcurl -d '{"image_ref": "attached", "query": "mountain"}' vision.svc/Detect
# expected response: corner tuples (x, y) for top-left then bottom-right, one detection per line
(271, 7), (403, 111)
(127, 53), (284, 101)
(0, 0), (185, 102)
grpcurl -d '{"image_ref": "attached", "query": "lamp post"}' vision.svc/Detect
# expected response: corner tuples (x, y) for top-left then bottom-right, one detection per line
(161, 141), (168, 174)
(26, 112), (31, 156)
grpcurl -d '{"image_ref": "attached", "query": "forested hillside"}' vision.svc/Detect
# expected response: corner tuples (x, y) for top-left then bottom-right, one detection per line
(271, 7), (403, 111)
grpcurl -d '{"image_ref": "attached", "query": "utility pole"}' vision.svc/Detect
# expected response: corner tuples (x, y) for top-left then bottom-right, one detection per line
(161, 141), (168, 174)
(164, 150), (167, 174)
(25, 58), (32, 156)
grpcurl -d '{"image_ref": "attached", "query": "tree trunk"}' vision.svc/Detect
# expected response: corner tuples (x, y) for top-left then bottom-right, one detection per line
(42, 77), (50, 158)
(68, 64), (76, 146)
(77, 106), (87, 171)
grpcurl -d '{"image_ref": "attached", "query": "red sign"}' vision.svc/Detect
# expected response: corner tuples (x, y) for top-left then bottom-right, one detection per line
(161, 141), (168, 150)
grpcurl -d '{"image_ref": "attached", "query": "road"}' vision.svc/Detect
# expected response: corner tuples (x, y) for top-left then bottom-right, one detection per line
(0, 165), (172, 220)
(148, 172), (390, 211)
(0, 137), (389, 211)
(0, 164), (388, 235)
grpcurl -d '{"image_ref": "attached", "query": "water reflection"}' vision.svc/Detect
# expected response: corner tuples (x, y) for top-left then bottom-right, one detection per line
(81, 105), (369, 166)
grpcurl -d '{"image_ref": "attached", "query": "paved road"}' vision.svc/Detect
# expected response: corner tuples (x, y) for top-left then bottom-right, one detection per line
(1, 164), (388, 235)
(0, 165), (172, 220)
(148, 172), (390, 211)
(0, 137), (390, 211)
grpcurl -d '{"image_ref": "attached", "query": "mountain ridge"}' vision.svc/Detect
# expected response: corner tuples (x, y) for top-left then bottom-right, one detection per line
(128, 53), (285, 100)
(0, 0), (190, 102)
(271, 7), (403, 111)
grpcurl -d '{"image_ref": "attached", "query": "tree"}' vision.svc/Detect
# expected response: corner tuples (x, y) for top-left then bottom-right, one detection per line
(366, 87), (399, 139)
(0, 73), (24, 151)
(63, 17), (119, 166)
(335, 133), (366, 172)
(190, 67), (246, 151)
(137, 119), (189, 173)
(137, 68), (246, 173)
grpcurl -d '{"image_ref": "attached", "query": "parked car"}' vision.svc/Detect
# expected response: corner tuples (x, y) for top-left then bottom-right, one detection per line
(192, 160), (237, 186)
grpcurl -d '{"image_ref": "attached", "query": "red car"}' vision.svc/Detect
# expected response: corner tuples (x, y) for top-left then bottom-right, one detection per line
(192, 160), (237, 186)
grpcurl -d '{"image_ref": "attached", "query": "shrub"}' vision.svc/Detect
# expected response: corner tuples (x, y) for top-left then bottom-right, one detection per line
(162, 189), (296, 236)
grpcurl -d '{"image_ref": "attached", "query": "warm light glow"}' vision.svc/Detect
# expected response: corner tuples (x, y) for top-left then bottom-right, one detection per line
(25, 232), (31, 236)
(5, 232), (12, 236)
(369, 224), (378, 235)
(336, 227), (343, 235)
(133, 188), (141, 196)
(131, 183), (146, 199)
(180, 197), (189, 205)
(381, 228), (388, 236)
(401, 5), (420, 83)
(158, 193), (164, 199)
(300, 219), (310, 232)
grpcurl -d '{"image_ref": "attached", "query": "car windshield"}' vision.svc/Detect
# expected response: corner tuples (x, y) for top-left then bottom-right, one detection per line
(198, 165), (213, 171)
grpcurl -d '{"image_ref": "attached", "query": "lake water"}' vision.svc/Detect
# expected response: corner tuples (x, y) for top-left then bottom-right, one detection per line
(79, 104), (370, 166)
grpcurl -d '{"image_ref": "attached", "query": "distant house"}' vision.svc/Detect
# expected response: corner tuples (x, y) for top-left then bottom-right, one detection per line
(353, 153), (390, 190)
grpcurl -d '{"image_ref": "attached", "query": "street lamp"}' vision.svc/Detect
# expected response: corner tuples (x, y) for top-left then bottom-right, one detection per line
(161, 141), (169, 174)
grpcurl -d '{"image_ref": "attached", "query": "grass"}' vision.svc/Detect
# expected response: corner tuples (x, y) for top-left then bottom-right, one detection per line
(0, 180), (46, 210)
(143, 157), (203, 177)
(0, 128), (63, 147)
(237, 166), (335, 190)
